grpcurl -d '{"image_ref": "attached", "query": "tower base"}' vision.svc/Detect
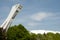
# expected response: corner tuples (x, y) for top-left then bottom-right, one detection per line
(0, 28), (7, 40)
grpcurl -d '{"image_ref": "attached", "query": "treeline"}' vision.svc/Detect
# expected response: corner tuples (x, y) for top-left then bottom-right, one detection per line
(7, 24), (60, 40)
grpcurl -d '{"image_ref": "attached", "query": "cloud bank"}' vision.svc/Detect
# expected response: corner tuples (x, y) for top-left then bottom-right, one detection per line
(30, 30), (60, 34)
(31, 12), (52, 21)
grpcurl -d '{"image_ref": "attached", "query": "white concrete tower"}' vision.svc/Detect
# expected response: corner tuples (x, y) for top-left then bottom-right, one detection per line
(0, 4), (22, 32)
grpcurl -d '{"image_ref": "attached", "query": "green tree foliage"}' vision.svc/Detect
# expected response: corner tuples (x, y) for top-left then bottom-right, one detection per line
(37, 32), (60, 40)
(30, 33), (37, 40)
(7, 24), (30, 40)
(6, 24), (60, 40)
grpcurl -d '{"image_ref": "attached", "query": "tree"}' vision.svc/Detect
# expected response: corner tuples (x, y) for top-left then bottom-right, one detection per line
(7, 24), (60, 40)
(7, 24), (30, 40)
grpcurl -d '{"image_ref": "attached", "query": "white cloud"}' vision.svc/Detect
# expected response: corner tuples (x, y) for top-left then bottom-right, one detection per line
(31, 12), (52, 21)
(27, 12), (53, 27)
(30, 30), (60, 34)
(27, 22), (39, 26)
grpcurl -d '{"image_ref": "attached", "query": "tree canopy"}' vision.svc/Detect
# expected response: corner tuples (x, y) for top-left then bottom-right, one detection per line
(6, 24), (60, 40)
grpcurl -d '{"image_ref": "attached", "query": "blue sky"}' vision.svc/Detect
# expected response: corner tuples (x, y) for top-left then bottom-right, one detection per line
(0, 0), (60, 31)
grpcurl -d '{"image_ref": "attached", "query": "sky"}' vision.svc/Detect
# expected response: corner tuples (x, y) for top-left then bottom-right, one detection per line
(0, 0), (60, 31)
